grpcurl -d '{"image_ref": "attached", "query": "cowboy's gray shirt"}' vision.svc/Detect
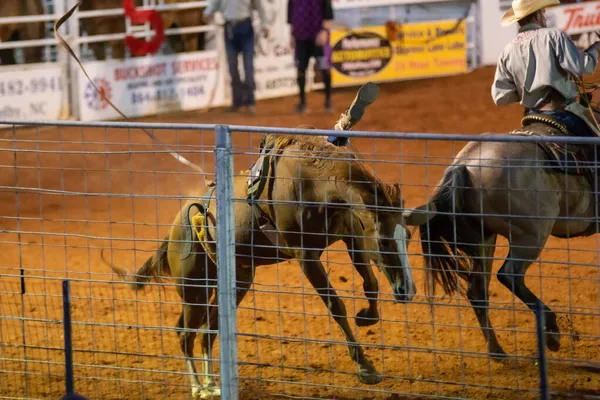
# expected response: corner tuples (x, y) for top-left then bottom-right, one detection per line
(492, 23), (599, 109)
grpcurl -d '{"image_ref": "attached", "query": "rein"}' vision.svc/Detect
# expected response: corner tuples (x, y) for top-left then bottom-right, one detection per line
(54, 1), (208, 184)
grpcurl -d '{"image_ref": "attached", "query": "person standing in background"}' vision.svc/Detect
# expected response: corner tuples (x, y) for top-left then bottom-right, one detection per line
(203, 0), (268, 115)
(288, 0), (334, 114)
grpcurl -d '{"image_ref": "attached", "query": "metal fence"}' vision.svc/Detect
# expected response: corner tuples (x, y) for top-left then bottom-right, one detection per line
(0, 120), (599, 400)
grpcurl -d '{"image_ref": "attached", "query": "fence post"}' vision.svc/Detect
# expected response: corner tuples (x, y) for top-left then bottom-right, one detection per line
(535, 300), (549, 400)
(62, 280), (74, 396)
(214, 124), (238, 400)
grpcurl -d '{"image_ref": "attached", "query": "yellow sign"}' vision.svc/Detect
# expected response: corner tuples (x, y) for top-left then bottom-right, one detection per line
(330, 20), (467, 86)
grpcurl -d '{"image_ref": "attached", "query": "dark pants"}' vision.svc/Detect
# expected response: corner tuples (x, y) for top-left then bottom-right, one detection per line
(525, 109), (596, 137)
(224, 19), (255, 108)
(294, 39), (332, 106)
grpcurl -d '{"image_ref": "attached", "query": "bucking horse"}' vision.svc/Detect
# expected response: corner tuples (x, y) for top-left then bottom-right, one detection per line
(103, 83), (431, 398)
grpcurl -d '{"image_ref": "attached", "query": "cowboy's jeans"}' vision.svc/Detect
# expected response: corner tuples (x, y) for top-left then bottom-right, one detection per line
(525, 109), (597, 137)
(224, 19), (256, 108)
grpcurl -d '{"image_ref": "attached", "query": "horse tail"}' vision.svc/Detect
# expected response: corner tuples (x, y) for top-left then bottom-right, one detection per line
(419, 164), (482, 298)
(101, 237), (171, 291)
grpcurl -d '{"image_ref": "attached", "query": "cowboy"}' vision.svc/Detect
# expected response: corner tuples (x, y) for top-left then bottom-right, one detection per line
(492, 0), (600, 137)
(327, 81), (379, 146)
(203, 0), (268, 115)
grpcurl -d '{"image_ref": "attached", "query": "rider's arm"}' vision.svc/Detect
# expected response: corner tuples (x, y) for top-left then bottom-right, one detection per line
(553, 30), (599, 76)
(491, 57), (519, 105)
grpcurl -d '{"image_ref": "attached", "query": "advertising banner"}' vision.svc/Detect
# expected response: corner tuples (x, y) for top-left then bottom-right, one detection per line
(0, 64), (66, 121)
(545, 0), (600, 51)
(249, 0), (314, 101)
(332, 0), (450, 10)
(77, 50), (223, 121)
(330, 19), (467, 86)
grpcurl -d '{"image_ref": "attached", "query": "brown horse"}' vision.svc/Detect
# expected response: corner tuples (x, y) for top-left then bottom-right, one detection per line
(78, 0), (203, 61)
(106, 132), (419, 398)
(404, 115), (599, 359)
(0, 0), (46, 65)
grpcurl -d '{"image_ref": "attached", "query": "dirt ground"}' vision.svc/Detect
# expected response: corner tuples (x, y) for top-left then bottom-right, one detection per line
(1, 66), (599, 400)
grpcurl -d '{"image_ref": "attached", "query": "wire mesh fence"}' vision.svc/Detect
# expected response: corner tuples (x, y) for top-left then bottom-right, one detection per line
(0, 120), (599, 400)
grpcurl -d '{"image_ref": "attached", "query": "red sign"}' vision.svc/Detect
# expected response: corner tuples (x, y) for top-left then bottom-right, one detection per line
(122, 0), (165, 56)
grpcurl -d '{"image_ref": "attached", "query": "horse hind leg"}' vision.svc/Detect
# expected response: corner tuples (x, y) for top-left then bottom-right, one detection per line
(301, 251), (383, 385)
(174, 250), (216, 397)
(176, 291), (213, 398)
(465, 234), (507, 359)
(198, 266), (255, 399)
(497, 232), (561, 352)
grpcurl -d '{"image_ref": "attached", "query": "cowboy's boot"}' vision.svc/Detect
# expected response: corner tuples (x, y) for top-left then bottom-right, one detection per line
(328, 82), (380, 146)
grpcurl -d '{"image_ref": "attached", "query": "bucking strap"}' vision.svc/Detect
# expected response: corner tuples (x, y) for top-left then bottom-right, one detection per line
(181, 184), (217, 262)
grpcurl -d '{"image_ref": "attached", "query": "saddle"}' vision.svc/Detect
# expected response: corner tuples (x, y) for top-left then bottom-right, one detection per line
(510, 113), (599, 237)
(510, 113), (595, 175)
(246, 136), (294, 255)
(184, 136), (294, 264)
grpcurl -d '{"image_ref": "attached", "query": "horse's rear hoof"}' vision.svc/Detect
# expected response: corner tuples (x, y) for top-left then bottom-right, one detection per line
(546, 332), (561, 352)
(355, 308), (379, 327)
(357, 365), (383, 385)
(490, 351), (509, 361)
(488, 343), (508, 361)
(192, 385), (221, 399)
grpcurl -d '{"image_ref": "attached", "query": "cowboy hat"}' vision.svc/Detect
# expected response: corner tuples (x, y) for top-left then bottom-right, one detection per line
(501, 0), (560, 27)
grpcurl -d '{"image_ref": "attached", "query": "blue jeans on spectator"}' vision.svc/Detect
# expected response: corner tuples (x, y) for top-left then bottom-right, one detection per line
(224, 19), (255, 109)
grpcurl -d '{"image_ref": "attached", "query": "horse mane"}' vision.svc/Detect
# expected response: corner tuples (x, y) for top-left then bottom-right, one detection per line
(264, 133), (402, 210)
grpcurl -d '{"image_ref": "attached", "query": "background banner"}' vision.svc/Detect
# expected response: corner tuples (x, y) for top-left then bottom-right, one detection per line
(330, 19), (467, 86)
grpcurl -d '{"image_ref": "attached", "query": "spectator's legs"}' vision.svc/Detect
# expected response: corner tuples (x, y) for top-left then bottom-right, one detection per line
(294, 40), (312, 113)
(224, 24), (243, 110)
(316, 39), (333, 112)
(321, 69), (332, 110)
(240, 20), (256, 113)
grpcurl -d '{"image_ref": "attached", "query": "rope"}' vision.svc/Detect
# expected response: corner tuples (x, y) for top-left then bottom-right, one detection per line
(191, 213), (217, 265)
(572, 73), (600, 132)
(54, 1), (207, 184)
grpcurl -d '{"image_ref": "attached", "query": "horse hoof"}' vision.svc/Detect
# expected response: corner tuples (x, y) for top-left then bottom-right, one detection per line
(355, 309), (379, 327)
(488, 343), (508, 361)
(192, 385), (221, 399)
(357, 366), (383, 385)
(490, 350), (509, 361)
(546, 332), (561, 352)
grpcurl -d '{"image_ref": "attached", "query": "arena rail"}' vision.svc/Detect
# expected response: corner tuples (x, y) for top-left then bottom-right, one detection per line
(1, 119), (599, 400)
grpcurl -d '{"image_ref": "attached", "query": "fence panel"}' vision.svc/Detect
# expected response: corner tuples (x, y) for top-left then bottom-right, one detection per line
(0, 120), (217, 399)
(222, 126), (600, 400)
(0, 120), (599, 400)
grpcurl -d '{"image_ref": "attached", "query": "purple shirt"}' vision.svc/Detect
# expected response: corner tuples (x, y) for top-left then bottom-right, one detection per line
(288, 0), (333, 41)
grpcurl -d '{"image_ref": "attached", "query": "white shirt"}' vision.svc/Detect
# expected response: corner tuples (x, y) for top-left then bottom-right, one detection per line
(205, 0), (266, 25)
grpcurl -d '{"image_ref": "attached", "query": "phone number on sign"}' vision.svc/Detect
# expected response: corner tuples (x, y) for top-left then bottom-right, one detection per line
(0, 77), (64, 97)
(131, 86), (206, 105)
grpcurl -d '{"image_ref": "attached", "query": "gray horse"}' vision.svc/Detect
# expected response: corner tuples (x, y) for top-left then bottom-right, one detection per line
(404, 115), (598, 358)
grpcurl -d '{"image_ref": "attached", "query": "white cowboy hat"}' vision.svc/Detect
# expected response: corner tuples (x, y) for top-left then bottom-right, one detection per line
(501, 0), (561, 26)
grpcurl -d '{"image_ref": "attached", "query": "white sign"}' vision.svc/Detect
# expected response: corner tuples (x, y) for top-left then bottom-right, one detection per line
(332, 0), (449, 10)
(0, 64), (66, 121)
(546, 0), (600, 35)
(253, 0), (309, 101)
(77, 50), (223, 121)
(479, 0), (518, 66)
